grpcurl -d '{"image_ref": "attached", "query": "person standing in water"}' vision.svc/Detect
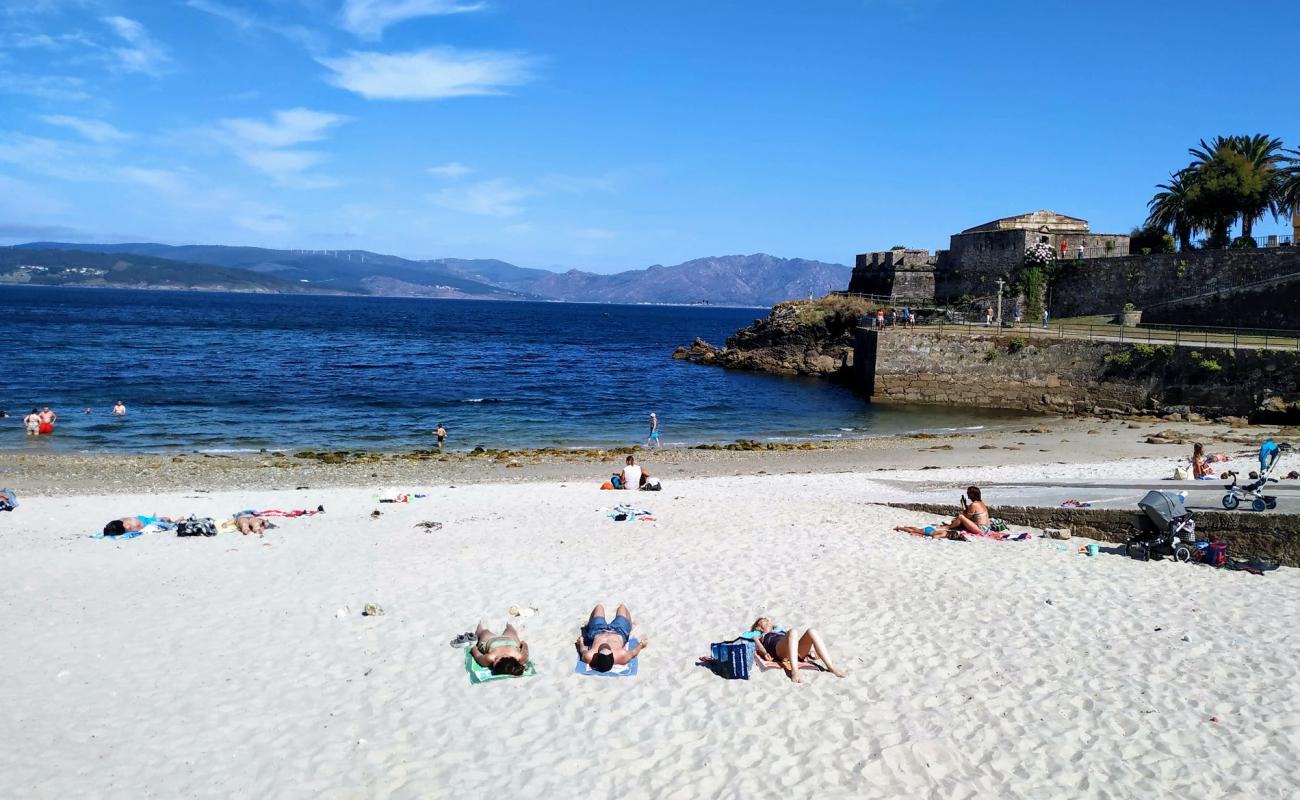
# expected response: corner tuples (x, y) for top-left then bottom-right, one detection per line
(23, 408), (40, 436)
(37, 406), (56, 435)
(112, 401), (126, 416)
(646, 412), (659, 448)
(435, 423), (447, 450)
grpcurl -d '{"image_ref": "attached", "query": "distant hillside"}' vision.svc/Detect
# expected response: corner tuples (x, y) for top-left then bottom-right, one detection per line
(15, 243), (851, 305)
(0, 248), (336, 294)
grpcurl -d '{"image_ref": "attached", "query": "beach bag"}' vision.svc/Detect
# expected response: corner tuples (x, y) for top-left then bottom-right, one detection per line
(1205, 541), (1228, 568)
(0, 488), (15, 512)
(709, 638), (754, 680)
(641, 477), (662, 491)
(610, 475), (623, 490)
(989, 517), (1008, 533)
(1173, 465), (1191, 481)
(175, 516), (217, 537)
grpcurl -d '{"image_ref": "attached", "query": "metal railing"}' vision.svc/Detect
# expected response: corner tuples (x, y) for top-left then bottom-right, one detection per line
(892, 319), (1300, 351)
(827, 291), (935, 307)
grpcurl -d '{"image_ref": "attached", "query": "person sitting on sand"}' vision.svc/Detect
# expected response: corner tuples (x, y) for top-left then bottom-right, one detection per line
(576, 602), (648, 672)
(747, 617), (846, 683)
(1191, 442), (1214, 479)
(102, 514), (180, 535)
(894, 485), (991, 537)
(469, 620), (530, 677)
(620, 455), (650, 489)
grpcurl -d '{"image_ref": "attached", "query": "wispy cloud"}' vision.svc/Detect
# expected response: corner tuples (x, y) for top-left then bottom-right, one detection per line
(339, 0), (485, 40)
(429, 178), (533, 216)
(117, 166), (187, 194)
(185, 0), (324, 52)
(232, 201), (292, 235)
(319, 47), (534, 100)
(102, 15), (169, 74)
(427, 161), (472, 178)
(218, 107), (350, 187)
(0, 73), (90, 101)
(41, 114), (129, 143)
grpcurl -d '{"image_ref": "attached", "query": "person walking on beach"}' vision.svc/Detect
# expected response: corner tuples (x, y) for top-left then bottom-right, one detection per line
(112, 401), (126, 416)
(37, 406), (56, 435)
(435, 422), (447, 450)
(576, 602), (647, 673)
(23, 408), (40, 436)
(646, 412), (660, 448)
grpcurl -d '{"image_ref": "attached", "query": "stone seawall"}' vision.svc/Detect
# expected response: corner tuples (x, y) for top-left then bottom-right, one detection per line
(887, 502), (1300, 567)
(1049, 248), (1300, 318)
(854, 329), (1300, 420)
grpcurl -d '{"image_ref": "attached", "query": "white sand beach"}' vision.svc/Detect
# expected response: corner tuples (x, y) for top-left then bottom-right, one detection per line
(3, 451), (1298, 799)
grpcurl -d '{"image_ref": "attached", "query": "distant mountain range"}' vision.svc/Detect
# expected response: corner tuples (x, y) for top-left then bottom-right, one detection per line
(2, 242), (851, 306)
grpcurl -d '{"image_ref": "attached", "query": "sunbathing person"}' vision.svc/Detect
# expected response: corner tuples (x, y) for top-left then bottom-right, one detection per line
(748, 617), (846, 683)
(575, 602), (647, 672)
(895, 485), (990, 537)
(469, 620), (530, 677)
(102, 514), (179, 535)
(233, 513), (270, 535)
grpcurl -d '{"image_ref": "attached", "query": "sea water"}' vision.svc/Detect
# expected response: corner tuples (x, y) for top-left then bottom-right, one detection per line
(0, 286), (1021, 453)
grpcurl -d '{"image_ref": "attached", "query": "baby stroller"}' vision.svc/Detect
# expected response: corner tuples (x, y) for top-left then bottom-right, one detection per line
(1222, 440), (1289, 512)
(1126, 490), (1195, 562)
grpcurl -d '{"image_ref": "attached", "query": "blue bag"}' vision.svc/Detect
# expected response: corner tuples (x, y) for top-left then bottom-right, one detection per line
(709, 638), (754, 680)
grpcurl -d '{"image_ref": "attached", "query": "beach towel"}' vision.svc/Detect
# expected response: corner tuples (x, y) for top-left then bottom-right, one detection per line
(608, 504), (653, 522)
(0, 488), (15, 511)
(93, 530), (142, 540)
(256, 507), (324, 518)
(464, 645), (536, 684)
(575, 638), (640, 677)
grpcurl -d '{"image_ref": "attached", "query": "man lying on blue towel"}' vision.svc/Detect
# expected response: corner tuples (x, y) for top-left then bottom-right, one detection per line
(576, 602), (648, 673)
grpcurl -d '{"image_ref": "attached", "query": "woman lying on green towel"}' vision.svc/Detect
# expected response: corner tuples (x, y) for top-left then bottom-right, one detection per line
(470, 621), (531, 677)
(748, 617), (847, 683)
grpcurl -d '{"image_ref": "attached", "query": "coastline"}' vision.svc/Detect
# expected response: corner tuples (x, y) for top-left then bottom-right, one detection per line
(3, 414), (1289, 496)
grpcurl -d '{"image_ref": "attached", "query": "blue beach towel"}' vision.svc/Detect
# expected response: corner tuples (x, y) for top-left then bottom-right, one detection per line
(0, 488), (16, 511)
(464, 645), (536, 684)
(93, 531), (142, 540)
(575, 638), (640, 678)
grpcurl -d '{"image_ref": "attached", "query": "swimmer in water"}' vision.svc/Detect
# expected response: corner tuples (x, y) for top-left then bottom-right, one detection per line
(113, 401), (126, 416)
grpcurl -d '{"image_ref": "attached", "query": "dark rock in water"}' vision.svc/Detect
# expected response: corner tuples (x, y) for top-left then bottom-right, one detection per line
(675, 298), (862, 378)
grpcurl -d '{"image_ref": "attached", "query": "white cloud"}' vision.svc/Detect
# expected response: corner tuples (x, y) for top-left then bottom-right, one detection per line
(427, 161), (472, 178)
(185, 0), (324, 52)
(220, 107), (348, 148)
(102, 15), (169, 74)
(0, 73), (90, 101)
(117, 166), (186, 194)
(217, 108), (349, 187)
(339, 0), (485, 40)
(41, 114), (129, 143)
(319, 47), (534, 100)
(429, 178), (532, 216)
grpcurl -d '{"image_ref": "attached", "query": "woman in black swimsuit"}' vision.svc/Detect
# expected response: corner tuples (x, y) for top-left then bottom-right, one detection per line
(750, 617), (847, 683)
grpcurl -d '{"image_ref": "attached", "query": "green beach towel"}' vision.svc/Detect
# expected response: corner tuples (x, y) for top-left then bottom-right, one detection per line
(464, 644), (536, 684)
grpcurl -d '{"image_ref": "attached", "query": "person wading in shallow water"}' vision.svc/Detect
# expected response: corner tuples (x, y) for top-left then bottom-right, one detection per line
(38, 406), (57, 435)
(435, 423), (447, 450)
(646, 412), (660, 448)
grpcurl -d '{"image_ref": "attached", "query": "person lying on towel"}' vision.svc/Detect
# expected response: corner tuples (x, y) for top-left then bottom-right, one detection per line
(747, 617), (846, 683)
(575, 602), (647, 672)
(102, 514), (180, 535)
(470, 620), (530, 677)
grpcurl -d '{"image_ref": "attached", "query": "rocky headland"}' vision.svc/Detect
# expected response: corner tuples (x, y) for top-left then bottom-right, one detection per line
(674, 296), (873, 378)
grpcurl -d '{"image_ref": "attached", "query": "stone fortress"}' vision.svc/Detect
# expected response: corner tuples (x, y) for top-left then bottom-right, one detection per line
(849, 210), (1129, 304)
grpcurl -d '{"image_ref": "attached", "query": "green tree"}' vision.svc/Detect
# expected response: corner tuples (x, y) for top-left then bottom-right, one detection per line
(1128, 224), (1175, 254)
(1280, 147), (1300, 221)
(1184, 140), (1268, 248)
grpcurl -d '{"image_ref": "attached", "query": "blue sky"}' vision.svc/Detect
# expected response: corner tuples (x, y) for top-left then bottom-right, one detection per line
(1, 0), (1297, 271)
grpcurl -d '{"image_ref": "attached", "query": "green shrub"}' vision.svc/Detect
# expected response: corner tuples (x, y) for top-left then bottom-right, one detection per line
(983, 350), (998, 363)
(1123, 302), (1136, 312)
(1229, 235), (1257, 250)
(1103, 351), (1133, 368)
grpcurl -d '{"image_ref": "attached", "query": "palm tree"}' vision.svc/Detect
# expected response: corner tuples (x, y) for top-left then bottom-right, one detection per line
(1279, 147), (1300, 226)
(1147, 170), (1196, 251)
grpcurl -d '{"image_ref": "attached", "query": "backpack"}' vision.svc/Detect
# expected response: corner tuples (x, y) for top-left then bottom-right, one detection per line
(709, 638), (754, 680)
(1204, 541), (1227, 568)
(989, 517), (1008, 533)
(641, 477), (662, 491)
(175, 516), (218, 537)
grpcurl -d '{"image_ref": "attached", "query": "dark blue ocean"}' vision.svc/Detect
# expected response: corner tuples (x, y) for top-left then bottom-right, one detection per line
(0, 286), (1018, 453)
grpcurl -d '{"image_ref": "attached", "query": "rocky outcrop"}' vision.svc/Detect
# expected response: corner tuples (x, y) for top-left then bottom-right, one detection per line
(675, 299), (863, 378)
